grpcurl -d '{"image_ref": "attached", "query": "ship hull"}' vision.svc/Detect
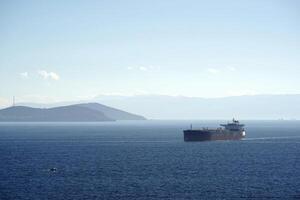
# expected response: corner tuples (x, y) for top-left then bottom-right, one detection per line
(183, 130), (245, 142)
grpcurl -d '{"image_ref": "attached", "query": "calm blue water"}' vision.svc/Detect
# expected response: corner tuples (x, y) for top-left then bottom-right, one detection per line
(0, 120), (300, 200)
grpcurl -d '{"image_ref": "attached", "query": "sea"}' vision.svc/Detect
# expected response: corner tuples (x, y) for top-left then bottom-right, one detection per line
(0, 120), (300, 200)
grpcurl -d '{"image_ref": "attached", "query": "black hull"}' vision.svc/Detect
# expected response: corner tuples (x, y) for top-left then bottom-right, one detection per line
(184, 130), (245, 142)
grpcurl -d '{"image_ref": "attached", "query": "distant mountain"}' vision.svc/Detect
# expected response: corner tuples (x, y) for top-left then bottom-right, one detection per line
(78, 103), (146, 120)
(7, 94), (300, 119)
(93, 94), (300, 119)
(0, 103), (146, 122)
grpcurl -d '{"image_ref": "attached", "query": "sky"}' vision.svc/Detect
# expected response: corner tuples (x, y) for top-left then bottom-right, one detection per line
(0, 0), (300, 106)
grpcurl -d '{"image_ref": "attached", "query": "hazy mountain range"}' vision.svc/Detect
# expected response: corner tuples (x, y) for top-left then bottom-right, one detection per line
(6, 94), (300, 120)
(0, 103), (145, 122)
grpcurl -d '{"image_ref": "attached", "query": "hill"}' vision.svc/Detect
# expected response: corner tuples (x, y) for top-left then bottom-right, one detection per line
(0, 103), (145, 122)
(77, 103), (146, 120)
(7, 94), (300, 119)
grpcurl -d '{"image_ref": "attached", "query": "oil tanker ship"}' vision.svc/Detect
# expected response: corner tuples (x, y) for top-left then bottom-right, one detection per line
(183, 119), (246, 142)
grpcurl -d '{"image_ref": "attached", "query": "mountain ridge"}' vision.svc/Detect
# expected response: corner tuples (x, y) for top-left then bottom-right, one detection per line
(94, 94), (300, 119)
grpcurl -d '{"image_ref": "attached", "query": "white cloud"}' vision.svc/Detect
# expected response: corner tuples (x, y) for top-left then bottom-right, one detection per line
(127, 66), (160, 72)
(207, 68), (220, 74)
(227, 66), (236, 71)
(127, 66), (133, 70)
(139, 66), (148, 71)
(20, 72), (29, 78)
(149, 65), (161, 70)
(38, 70), (60, 80)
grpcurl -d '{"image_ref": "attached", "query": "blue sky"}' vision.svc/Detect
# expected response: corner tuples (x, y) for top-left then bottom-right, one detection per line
(0, 0), (300, 105)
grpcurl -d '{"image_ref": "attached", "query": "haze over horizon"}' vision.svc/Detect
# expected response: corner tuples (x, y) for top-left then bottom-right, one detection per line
(1, 0), (300, 107)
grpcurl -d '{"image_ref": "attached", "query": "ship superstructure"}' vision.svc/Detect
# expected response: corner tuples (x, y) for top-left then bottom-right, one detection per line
(183, 119), (246, 142)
